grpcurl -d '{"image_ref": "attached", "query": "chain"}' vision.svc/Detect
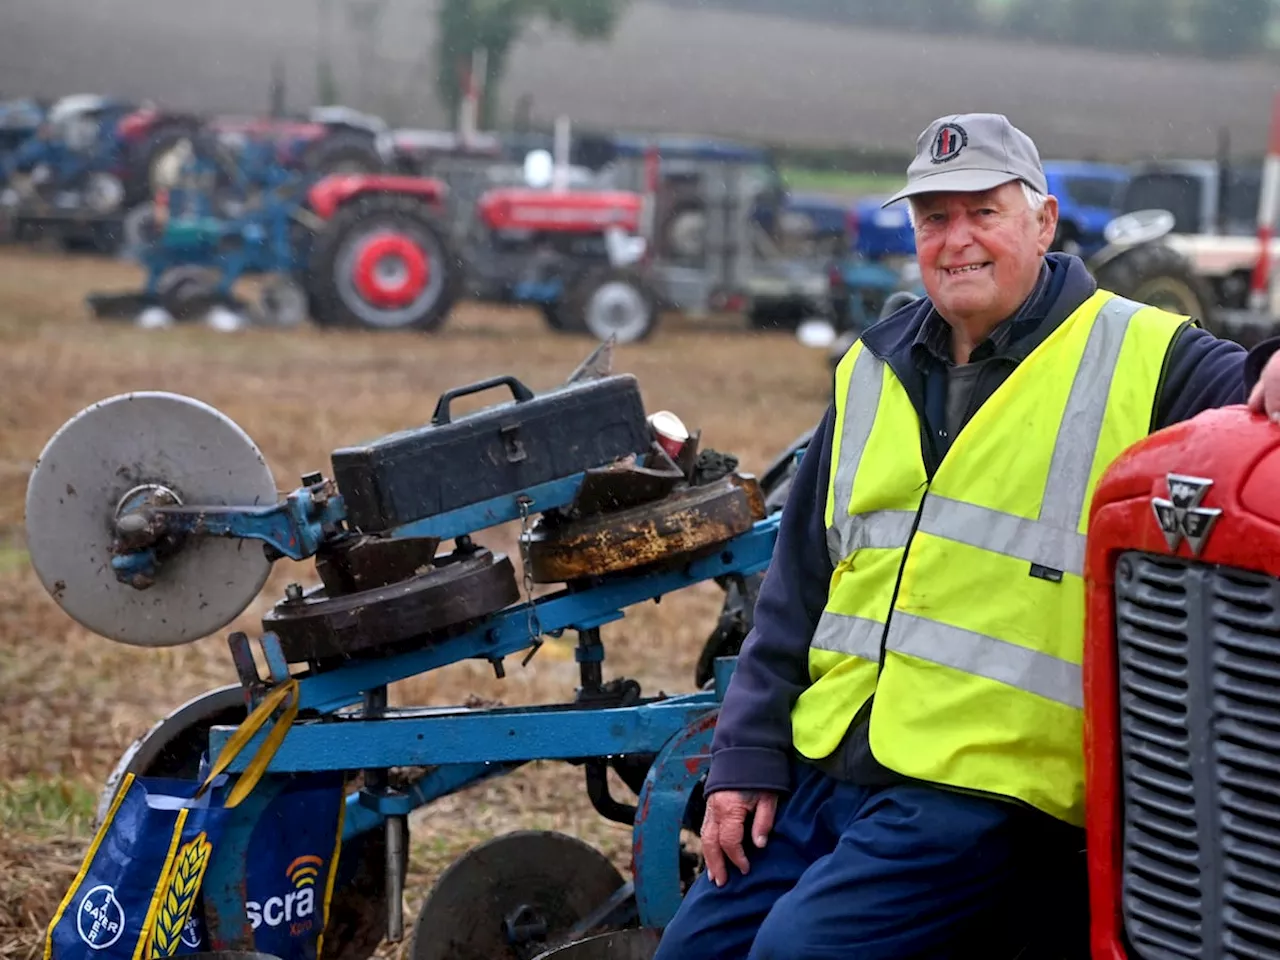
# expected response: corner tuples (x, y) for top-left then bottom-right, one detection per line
(516, 494), (544, 666)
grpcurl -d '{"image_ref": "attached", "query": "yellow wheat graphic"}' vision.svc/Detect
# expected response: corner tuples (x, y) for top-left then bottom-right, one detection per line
(148, 832), (213, 957)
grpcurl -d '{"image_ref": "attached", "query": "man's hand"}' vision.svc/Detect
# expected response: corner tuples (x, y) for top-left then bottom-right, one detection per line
(700, 789), (779, 887)
(1247, 351), (1280, 421)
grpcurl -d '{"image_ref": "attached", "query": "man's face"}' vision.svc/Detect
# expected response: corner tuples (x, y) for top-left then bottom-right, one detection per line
(911, 181), (1058, 328)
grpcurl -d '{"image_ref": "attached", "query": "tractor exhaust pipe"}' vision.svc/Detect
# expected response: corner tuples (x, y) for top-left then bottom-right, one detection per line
(553, 114), (571, 193)
(458, 46), (487, 147)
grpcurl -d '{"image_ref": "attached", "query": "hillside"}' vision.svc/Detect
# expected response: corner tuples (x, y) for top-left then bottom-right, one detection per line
(1, 0), (1277, 161)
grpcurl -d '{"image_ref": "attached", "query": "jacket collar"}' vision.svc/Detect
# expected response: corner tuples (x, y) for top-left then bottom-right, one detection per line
(909, 261), (1052, 369)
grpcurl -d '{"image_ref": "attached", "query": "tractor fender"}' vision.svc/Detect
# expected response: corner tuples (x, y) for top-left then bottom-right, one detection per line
(308, 174), (448, 220)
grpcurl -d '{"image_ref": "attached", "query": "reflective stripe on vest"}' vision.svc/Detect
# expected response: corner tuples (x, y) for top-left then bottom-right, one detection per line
(796, 289), (1190, 825)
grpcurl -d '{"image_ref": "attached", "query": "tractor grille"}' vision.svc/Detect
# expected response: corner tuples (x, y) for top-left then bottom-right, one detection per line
(1115, 552), (1280, 960)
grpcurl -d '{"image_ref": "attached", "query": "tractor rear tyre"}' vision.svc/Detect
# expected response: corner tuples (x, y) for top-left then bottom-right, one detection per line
(562, 268), (659, 344)
(305, 130), (385, 175)
(306, 192), (459, 332)
(1091, 241), (1218, 328)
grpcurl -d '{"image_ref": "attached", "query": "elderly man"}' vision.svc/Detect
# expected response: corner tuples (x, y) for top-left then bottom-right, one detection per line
(654, 113), (1280, 959)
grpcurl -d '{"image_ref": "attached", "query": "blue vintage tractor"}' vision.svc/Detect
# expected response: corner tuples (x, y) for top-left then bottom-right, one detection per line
(0, 94), (204, 252)
(88, 130), (460, 332)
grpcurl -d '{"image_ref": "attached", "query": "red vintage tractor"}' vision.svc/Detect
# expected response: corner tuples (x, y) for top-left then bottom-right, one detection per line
(1084, 401), (1280, 960)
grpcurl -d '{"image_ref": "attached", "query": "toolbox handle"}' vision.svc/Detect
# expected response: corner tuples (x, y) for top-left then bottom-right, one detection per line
(432, 375), (535, 425)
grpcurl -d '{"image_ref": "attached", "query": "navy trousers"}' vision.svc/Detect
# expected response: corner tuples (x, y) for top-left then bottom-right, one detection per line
(655, 760), (1087, 960)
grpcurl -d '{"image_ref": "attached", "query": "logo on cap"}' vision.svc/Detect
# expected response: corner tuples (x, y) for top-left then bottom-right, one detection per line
(930, 123), (968, 164)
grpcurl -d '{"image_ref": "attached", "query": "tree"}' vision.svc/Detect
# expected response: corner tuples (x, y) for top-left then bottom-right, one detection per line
(1190, 0), (1273, 57)
(434, 0), (629, 129)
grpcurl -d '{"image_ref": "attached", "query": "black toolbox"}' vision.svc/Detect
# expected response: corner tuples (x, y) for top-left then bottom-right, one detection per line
(330, 373), (653, 532)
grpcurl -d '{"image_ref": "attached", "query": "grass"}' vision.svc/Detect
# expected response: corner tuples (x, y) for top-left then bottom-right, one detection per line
(781, 166), (900, 198)
(0, 246), (831, 957)
(0, 776), (98, 840)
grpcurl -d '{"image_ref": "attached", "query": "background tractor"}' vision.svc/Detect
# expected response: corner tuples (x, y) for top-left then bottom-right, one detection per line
(0, 94), (203, 252)
(87, 136), (459, 333)
(1087, 155), (1280, 344)
(206, 105), (394, 177)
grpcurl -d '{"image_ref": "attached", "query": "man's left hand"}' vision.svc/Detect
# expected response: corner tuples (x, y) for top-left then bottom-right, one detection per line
(1247, 351), (1280, 421)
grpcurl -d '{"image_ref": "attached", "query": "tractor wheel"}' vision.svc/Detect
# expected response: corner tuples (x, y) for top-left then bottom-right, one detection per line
(660, 199), (707, 265)
(305, 130), (385, 175)
(1091, 241), (1218, 328)
(306, 192), (459, 332)
(563, 268), (659, 344)
(540, 301), (573, 332)
(1052, 220), (1081, 256)
(156, 266), (221, 321)
(120, 202), (159, 257)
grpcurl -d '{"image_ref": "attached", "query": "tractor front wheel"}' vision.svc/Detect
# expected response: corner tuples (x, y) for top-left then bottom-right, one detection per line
(563, 268), (659, 344)
(307, 192), (459, 332)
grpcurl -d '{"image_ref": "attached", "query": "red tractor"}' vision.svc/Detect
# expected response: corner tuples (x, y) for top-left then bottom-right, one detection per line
(1084, 401), (1280, 960)
(461, 182), (656, 341)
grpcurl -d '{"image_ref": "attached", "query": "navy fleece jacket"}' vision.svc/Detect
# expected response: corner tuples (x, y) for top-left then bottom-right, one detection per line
(705, 252), (1280, 797)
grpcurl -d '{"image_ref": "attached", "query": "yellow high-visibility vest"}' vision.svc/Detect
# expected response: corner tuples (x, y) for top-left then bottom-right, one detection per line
(790, 289), (1190, 826)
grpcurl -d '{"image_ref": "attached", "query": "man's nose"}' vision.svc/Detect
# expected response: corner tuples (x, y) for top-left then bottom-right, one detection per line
(942, 216), (975, 250)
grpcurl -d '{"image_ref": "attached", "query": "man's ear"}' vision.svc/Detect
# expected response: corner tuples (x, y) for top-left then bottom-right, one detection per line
(1036, 195), (1060, 255)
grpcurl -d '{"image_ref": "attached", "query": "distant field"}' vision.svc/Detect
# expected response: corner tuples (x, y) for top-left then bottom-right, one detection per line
(782, 168), (899, 198)
(1, 0), (1277, 162)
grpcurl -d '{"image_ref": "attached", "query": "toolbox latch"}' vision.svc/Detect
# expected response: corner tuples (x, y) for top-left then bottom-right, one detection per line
(500, 423), (527, 464)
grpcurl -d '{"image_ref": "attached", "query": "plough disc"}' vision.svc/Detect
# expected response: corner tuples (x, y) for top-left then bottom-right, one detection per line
(95, 683), (247, 826)
(97, 686), (397, 960)
(531, 928), (662, 960)
(410, 831), (630, 960)
(24, 391), (278, 646)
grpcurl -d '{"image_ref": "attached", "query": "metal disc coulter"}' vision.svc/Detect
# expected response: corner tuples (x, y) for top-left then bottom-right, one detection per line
(410, 831), (629, 960)
(25, 391), (279, 646)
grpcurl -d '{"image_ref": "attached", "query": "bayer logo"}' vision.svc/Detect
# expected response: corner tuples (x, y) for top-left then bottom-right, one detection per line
(76, 884), (125, 950)
(180, 914), (203, 948)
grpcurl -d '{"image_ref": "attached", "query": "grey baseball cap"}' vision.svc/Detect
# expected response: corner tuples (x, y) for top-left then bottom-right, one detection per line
(881, 113), (1048, 208)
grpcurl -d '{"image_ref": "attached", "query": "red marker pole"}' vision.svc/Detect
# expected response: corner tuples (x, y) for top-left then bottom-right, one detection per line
(1249, 91), (1280, 313)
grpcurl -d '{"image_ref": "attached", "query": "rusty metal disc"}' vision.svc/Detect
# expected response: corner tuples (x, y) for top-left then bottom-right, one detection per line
(521, 475), (766, 584)
(262, 545), (520, 663)
(410, 831), (627, 960)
